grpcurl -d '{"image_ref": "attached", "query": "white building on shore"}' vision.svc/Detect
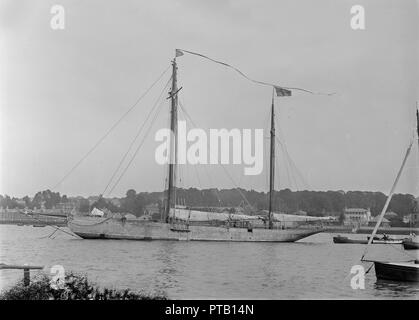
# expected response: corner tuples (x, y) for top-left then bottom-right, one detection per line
(343, 208), (371, 226)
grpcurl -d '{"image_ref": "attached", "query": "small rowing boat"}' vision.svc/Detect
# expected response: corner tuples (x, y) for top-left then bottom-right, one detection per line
(333, 234), (403, 244)
(333, 235), (367, 244)
(367, 235), (403, 244)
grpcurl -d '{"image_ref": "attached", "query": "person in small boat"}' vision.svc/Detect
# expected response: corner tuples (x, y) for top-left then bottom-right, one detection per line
(382, 233), (389, 240)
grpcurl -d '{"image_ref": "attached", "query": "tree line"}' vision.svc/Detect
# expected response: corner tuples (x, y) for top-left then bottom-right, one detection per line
(1, 189), (417, 221)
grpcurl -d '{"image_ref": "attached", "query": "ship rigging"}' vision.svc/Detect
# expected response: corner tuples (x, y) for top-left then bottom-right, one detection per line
(67, 49), (327, 241)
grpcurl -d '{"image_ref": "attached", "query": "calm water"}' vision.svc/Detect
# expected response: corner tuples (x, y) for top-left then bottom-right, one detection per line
(0, 225), (418, 299)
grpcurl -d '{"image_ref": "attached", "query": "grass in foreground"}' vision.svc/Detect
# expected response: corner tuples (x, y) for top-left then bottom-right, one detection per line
(0, 272), (167, 300)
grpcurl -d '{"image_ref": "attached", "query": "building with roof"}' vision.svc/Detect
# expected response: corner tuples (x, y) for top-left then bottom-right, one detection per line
(403, 212), (419, 226)
(368, 216), (391, 228)
(343, 208), (371, 226)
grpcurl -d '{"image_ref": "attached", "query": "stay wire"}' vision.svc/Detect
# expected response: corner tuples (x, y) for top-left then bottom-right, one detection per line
(102, 76), (172, 195)
(52, 66), (170, 190)
(107, 86), (167, 196)
(178, 100), (254, 210)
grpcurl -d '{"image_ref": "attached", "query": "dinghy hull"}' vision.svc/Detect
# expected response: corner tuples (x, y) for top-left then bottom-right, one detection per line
(333, 236), (367, 244)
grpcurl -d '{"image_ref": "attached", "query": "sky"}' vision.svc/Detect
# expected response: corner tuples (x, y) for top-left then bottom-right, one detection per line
(0, 0), (418, 198)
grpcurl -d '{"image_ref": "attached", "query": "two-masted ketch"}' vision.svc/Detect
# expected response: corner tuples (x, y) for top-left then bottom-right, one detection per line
(68, 50), (324, 242)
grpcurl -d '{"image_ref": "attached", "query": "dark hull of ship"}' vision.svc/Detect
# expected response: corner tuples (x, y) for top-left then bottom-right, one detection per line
(374, 261), (419, 282)
(69, 217), (323, 242)
(333, 236), (367, 244)
(402, 240), (419, 250)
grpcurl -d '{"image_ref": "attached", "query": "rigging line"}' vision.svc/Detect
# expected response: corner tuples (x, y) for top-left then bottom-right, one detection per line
(220, 164), (255, 210)
(20, 208), (81, 239)
(107, 93), (166, 196)
(273, 125), (292, 182)
(361, 140), (414, 261)
(198, 157), (223, 205)
(52, 66), (171, 190)
(102, 77), (172, 195)
(177, 49), (336, 96)
(283, 142), (299, 190)
(202, 161), (223, 206)
(288, 154), (309, 189)
(276, 136), (296, 189)
(192, 159), (203, 188)
(47, 228), (59, 239)
(178, 100), (254, 209)
(275, 135), (309, 189)
(278, 141), (294, 190)
(39, 227), (58, 239)
(107, 89), (166, 196)
(32, 215), (80, 238)
(384, 242), (418, 260)
(178, 100), (223, 206)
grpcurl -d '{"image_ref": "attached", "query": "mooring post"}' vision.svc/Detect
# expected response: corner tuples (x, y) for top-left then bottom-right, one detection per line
(0, 263), (43, 287)
(23, 268), (30, 286)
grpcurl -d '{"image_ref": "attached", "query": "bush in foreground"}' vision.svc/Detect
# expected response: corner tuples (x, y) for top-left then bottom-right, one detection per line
(0, 272), (167, 300)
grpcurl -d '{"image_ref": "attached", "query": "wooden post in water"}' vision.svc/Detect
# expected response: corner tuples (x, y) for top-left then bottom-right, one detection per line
(0, 263), (43, 286)
(23, 268), (30, 286)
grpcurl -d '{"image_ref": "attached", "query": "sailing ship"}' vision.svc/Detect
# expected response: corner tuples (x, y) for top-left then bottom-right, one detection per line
(68, 51), (324, 242)
(361, 106), (419, 282)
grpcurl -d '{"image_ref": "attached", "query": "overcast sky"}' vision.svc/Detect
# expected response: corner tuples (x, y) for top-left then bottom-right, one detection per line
(1, 0), (418, 198)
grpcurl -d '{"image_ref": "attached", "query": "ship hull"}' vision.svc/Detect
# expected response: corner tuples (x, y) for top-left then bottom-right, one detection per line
(402, 239), (419, 250)
(68, 217), (323, 242)
(333, 236), (368, 244)
(374, 261), (419, 282)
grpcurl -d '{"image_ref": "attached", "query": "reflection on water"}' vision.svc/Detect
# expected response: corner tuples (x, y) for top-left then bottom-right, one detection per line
(374, 279), (419, 298)
(0, 225), (417, 299)
(153, 242), (183, 294)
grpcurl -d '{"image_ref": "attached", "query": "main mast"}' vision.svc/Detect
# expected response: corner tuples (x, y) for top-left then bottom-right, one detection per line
(165, 58), (178, 222)
(268, 91), (275, 229)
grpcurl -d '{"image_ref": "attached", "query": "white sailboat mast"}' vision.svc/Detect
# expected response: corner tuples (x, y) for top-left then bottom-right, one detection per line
(361, 126), (415, 260)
